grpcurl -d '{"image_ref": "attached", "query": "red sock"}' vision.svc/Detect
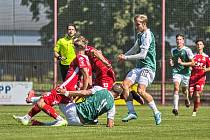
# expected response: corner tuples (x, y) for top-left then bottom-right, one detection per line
(42, 104), (59, 119)
(28, 104), (41, 117)
(193, 101), (200, 112)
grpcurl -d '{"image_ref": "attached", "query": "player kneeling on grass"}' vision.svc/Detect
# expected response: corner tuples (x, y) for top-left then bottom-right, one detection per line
(13, 83), (123, 128)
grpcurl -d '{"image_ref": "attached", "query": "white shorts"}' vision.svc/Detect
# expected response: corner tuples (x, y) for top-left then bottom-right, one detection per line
(126, 68), (155, 87)
(59, 103), (83, 126)
(172, 73), (190, 87)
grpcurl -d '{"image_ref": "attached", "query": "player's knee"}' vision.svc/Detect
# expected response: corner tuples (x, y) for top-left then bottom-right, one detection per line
(37, 98), (45, 108)
(137, 89), (146, 97)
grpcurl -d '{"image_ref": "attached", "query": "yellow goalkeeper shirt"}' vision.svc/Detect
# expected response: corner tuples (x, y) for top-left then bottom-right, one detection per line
(54, 35), (76, 65)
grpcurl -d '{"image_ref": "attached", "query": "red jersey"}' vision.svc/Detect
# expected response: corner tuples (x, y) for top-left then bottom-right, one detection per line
(61, 54), (92, 91)
(85, 46), (116, 90)
(189, 53), (210, 91)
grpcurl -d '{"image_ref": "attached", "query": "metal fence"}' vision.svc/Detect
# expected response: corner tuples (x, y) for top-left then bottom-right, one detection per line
(0, 0), (210, 104)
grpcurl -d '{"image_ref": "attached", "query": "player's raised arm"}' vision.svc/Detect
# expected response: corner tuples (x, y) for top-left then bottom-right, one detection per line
(91, 49), (112, 67)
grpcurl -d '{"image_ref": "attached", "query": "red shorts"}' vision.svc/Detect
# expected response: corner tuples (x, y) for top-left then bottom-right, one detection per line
(189, 81), (205, 93)
(94, 68), (116, 90)
(95, 78), (115, 90)
(42, 89), (71, 106)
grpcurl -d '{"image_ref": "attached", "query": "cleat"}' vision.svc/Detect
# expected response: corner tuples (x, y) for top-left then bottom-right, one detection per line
(52, 120), (68, 126)
(154, 111), (161, 125)
(185, 99), (190, 108)
(26, 90), (36, 103)
(122, 113), (137, 122)
(13, 115), (29, 125)
(192, 112), (196, 117)
(172, 109), (178, 116)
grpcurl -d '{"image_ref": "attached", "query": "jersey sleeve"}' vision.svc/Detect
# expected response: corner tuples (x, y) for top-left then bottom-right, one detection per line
(107, 104), (115, 120)
(185, 48), (194, 60)
(54, 39), (61, 52)
(124, 32), (151, 60)
(90, 86), (105, 94)
(206, 56), (210, 67)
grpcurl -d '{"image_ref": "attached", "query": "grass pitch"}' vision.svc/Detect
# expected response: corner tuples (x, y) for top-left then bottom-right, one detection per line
(1, 105), (210, 140)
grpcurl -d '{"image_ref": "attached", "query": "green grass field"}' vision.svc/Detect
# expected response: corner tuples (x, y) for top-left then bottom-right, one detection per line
(1, 105), (210, 140)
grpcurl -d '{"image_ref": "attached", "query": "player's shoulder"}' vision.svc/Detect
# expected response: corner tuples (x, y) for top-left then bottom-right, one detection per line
(183, 46), (192, 51)
(171, 47), (177, 52)
(202, 52), (209, 57)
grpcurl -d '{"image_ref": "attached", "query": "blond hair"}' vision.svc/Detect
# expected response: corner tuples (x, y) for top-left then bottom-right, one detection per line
(134, 14), (148, 25)
(73, 35), (89, 50)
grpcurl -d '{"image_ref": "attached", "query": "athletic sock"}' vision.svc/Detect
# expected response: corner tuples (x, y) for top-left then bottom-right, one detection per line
(23, 114), (32, 120)
(148, 100), (159, 114)
(42, 104), (59, 119)
(173, 92), (179, 110)
(28, 104), (41, 118)
(31, 97), (41, 103)
(126, 101), (136, 114)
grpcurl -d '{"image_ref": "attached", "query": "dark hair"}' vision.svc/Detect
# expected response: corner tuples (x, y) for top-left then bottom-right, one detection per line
(195, 39), (205, 45)
(111, 83), (123, 96)
(176, 34), (185, 39)
(67, 23), (77, 32)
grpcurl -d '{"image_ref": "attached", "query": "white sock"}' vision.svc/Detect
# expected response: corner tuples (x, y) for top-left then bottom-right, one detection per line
(126, 101), (136, 114)
(31, 97), (41, 103)
(173, 93), (179, 110)
(148, 100), (159, 114)
(24, 114), (31, 120)
(56, 115), (64, 121)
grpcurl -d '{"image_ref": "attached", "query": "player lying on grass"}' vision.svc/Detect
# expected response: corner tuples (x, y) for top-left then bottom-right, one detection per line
(13, 38), (92, 126)
(14, 83), (123, 128)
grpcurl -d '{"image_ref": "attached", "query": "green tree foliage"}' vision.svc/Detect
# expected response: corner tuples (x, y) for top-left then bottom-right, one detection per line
(20, 0), (210, 80)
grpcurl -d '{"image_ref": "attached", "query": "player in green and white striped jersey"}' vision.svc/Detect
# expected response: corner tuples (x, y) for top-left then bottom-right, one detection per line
(170, 34), (194, 116)
(26, 83), (123, 128)
(118, 14), (161, 125)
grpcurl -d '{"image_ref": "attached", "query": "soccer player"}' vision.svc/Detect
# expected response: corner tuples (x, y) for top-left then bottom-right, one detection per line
(22, 84), (123, 128)
(54, 23), (77, 81)
(188, 39), (210, 116)
(13, 38), (92, 126)
(117, 14), (161, 125)
(170, 34), (194, 116)
(74, 35), (116, 90)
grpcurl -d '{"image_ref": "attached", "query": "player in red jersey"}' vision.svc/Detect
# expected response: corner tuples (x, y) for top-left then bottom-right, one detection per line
(189, 39), (210, 116)
(13, 38), (92, 126)
(74, 36), (115, 90)
(178, 39), (210, 116)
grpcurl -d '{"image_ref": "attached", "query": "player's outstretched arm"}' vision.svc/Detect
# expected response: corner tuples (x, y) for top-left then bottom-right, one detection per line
(57, 87), (92, 97)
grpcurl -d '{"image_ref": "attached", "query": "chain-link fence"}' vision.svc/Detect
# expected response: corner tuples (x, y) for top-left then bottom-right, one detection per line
(0, 0), (210, 103)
